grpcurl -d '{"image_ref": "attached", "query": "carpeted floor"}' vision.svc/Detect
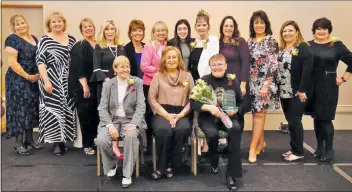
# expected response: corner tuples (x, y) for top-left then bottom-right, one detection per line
(1, 130), (352, 191)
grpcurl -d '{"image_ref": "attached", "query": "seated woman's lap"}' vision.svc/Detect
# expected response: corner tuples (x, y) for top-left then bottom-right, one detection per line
(152, 114), (191, 137)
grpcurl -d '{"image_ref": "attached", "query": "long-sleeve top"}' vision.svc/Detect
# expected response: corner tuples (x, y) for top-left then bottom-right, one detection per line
(167, 38), (195, 69)
(190, 73), (243, 120)
(68, 39), (95, 97)
(219, 37), (250, 83)
(140, 42), (165, 85)
(90, 44), (126, 82)
(148, 70), (195, 118)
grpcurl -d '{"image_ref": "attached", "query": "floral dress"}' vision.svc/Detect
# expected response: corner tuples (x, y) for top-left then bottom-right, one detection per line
(247, 36), (280, 113)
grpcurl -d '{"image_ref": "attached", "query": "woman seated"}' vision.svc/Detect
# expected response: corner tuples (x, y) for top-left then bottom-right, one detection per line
(190, 54), (244, 191)
(148, 46), (194, 179)
(95, 56), (146, 188)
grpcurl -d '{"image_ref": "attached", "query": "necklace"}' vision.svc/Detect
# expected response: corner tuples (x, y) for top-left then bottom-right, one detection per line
(108, 45), (118, 57)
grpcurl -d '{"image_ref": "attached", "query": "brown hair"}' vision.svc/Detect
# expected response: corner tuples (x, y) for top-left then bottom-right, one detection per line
(159, 46), (186, 74)
(45, 11), (67, 32)
(128, 19), (145, 40)
(79, 18), (95, 34)
(279, 20), (307, 50)
(195, 9), (210, 28)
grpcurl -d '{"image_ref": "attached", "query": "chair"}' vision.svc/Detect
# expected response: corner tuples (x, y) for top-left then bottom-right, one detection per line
(192, 125), (228, 175)
(97, 132), (146, 177)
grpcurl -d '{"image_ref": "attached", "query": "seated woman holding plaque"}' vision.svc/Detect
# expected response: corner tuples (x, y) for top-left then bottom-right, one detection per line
(190, 54), (243, 191)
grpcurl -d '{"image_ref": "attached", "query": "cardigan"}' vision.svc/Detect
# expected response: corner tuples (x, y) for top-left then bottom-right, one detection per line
(140, 42), (165, 85)
(124, 41), (145, 77)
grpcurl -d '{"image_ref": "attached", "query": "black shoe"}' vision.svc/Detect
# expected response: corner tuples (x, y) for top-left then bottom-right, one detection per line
(226, 177), (237, 191)
(165, 168), (173, 178)
(24, 141), (43, 150)
(320, 150), (335, 163)
(211, 165), (219, 174)
(151, 170), (164, 180)
(53, 143), (63, 156)
(14, 146), (30, 155)
(313, 148), (324, 159)
(59, 142), (68, 153)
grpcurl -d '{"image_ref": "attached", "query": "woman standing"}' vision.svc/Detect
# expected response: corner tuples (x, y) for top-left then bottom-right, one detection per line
(36, 11), (76, 155)
(247, 10), (280, 163)
(4, 14), (42, 155)
(308, 18), (352, 162)
(68, 18), (98, 155)
(140, 21), (168, 151)
(189, 9), (219, 81)
(167, 19), (194, 69)
(124, 19), (146, 79)
(277, 21), (314, 161)
(90, 20), (125, 104)
(219, 15), (250, 131)
(148, 46), (194, 179)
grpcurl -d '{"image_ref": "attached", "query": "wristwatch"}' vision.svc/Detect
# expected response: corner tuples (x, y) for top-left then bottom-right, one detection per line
(341, 77), (347, 82)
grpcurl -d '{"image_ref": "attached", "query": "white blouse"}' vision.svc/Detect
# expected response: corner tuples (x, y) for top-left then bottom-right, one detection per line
(116, 77), (128, 117)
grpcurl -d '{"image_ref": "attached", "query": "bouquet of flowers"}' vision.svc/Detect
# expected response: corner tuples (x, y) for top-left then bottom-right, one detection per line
(190, 79), (233, 128)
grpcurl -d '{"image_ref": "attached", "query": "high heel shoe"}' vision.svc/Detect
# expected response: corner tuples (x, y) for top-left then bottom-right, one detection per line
(248, 150), (257, 163)
(226, 176), (237, 191)
(256, 141), (267, 155)
(24, 141), (43, 150)
(14, 146), (30, 155)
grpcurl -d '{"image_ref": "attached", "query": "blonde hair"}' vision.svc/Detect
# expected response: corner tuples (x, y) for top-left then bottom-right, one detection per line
(45, 11), (67, 32)
(279, 20), (308, 50)
(79, 18), (95, 35)
(113, 55), (130, 75)
(150, 21), (168, 51)
(97, 20), (120, 49)
(10, 14), (31, 38)
(209, 54), (227, 65)
(159, 46), (186, 74)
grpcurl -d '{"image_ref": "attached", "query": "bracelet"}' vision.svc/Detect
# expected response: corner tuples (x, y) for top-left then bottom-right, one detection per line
(341, 77), (347, 82)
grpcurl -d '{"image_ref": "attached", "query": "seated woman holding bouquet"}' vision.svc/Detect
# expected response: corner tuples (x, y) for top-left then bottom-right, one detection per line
(148, 46), (194, 179)
(95, 56), (146, 188)
(190, 54), (244, 191)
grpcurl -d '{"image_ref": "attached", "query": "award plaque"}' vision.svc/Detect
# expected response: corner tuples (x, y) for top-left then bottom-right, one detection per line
(222, 90), (237, 111)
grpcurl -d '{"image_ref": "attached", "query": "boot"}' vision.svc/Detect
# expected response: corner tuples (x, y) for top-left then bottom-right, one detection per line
(24, 129), (43, 150)
(14, 133), (30, 155)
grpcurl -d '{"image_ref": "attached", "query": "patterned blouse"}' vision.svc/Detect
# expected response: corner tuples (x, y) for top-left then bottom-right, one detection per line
(278, 48), (294, 98)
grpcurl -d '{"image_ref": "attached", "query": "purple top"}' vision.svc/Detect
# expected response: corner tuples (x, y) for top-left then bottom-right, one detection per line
(219, 38), (250, 82)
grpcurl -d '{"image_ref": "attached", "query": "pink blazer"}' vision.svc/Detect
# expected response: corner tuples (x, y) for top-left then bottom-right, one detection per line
(140, 43), (163, 85)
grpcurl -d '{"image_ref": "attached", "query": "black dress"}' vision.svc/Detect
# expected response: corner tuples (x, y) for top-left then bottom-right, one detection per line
(68, 40), (98, 148)
(4, 34), (39, 138)
(308, 40), (352, 120)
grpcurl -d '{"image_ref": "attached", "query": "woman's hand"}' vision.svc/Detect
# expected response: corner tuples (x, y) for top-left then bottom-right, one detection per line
(166, 113), (177, 128)
(124, 124), (137, 132)
(108, 126), (119, 140)
(44, 81), (53, 94)
(104, 78), (110, 82)
(27, 74), (40, 83)
(208, 105), (221, 118)
(225, 110), (238, 117)
(296, 91), (307, 102)
(83, 85), (90, 98)
(259, 85), (269, 99)
(336, 77), (344, 87)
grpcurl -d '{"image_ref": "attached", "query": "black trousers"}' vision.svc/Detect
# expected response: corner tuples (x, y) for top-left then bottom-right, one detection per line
(152, 114), (191, 172)
(314, 119), (334, 152)
(281, 97), (305, 156)
(76, 87), (98, 148)
(143, 85), (154, 150)
(199, 116), (242, 178)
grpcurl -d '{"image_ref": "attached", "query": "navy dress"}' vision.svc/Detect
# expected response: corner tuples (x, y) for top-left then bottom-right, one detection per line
(4, 34), (39, 138)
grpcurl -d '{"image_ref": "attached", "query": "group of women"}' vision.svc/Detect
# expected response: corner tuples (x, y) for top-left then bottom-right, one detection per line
(4, 8), (351, 191)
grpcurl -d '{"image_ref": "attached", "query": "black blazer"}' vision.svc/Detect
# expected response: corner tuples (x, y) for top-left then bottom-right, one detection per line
(289, 42), (314, 95)
(124, 41), (145, 77)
